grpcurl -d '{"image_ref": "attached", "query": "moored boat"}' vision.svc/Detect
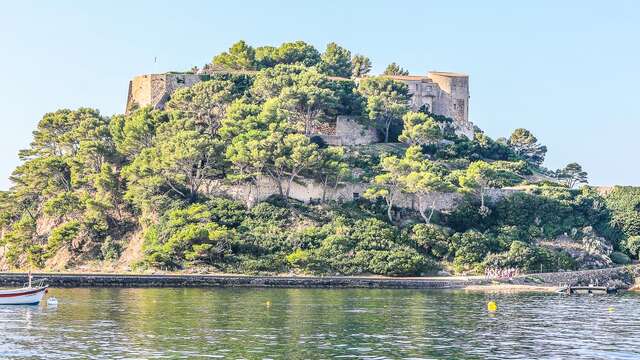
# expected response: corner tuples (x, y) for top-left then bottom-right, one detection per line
(0, 274), (48, 305)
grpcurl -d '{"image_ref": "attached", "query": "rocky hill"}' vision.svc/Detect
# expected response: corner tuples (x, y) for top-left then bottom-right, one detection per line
(1, 40), (638, 276)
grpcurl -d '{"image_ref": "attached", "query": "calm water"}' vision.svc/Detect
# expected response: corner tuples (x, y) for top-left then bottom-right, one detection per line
(0, 288), (638, 359)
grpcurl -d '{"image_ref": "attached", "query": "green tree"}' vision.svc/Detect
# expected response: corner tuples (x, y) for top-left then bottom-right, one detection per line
(383, 62), (409, 76)
(399, 111), (443, 146)
(449, 230), (495, 271)
(110, 107), (168, 159)
(251, 64), (306, 101)
(255, 46), (278, 68)
(364, 154), (412, 222)
(20, 108), (106, 159)
(556, 162), (588, 188)
(276, 68), (340, 135)
(317, 42), (352, 78)
(402, 148), (455, 223)
(312, 147), (351, 202)
(166, 79), (236, 136)
(124, 118), (221, 201)
(275, 41), (321, 67)
(351, 54), (372, 78)
(458, 161), (501, 217)
(508, 128), (547, 166)
(212, 40), (256, 70)
(357, 77), (410, 142)
(625, 235), (640, 258)
(43, 192), (84, 220)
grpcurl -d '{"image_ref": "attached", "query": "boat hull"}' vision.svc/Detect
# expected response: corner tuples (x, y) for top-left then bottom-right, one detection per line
(0, 287), (47, 305)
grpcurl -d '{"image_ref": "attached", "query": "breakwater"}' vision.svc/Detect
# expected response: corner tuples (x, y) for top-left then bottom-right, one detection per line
(0, 273), (483, 289)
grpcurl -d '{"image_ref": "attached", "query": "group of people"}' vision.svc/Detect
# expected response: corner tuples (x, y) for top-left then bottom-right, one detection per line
(484, 267), (520, 280)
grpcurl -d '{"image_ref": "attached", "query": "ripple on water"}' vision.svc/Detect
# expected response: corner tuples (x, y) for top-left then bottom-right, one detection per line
(0, 288), (639, 359)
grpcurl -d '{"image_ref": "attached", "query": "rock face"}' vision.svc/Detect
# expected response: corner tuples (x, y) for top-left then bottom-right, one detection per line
(513, 265), (640, 289)
(542, 226), (614, 270)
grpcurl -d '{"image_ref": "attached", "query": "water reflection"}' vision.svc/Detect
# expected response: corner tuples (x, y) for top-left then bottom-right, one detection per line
(0, 288), (638, 359)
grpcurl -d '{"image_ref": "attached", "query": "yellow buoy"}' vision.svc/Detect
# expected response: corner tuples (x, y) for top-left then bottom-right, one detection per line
(608, 307), (615, 312)
(487, 301), (497, 312)
(265, 301), (272, 308)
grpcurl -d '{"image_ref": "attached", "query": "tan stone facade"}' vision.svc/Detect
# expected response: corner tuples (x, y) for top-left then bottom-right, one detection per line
(125, 73), (204, 114)
(384, 72), (473, 139)
(313, 116), (379, 145)
(125, 70), (473, 139)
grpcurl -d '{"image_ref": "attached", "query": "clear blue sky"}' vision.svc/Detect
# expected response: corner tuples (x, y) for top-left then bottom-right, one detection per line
(1, 0), (638, 189)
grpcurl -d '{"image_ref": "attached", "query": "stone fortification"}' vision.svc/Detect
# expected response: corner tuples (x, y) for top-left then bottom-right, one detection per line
(313, 116), (379, 146)
(204, 176), (517, 210)
(126, 73), (205, 114)
(125, 69), (474, 140)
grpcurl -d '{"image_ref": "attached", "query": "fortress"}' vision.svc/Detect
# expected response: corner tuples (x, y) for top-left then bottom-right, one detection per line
(122, 69), (487, 207)
(126, 70), (474, 141)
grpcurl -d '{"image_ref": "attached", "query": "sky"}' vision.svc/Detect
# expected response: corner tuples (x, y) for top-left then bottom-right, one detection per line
(0, 0), (638, 189)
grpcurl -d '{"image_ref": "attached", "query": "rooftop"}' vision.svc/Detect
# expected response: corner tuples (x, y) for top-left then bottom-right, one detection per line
(428, 71), (468, 77)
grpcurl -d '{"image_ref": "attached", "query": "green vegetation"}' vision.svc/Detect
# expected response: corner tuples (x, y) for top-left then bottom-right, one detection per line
(0, 40), (636, 276)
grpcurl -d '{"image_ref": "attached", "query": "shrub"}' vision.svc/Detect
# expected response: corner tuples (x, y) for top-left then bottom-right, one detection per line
(206, 197), (247, 228)
(625, 235), (640, 258)
(482, 241), (576, 272)
(411, 223), (450, 259)
(47, 220), (81, 256)
(449, 230), (496, 271)
(100, 236), (121, 261)
(610, 251), (631, 265)
(367, 247), (436, 276)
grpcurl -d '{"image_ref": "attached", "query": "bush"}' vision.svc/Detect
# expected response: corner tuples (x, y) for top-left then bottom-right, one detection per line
(100, 236), (121, 261)
(411, 223), (450, 259)
(142, 203), (233, 269)
(610, 251), (631, 265)
(449, 230), (496, 272)
(47, 221), (81, 255)
(206, 197), (247, 228)
(367, 247), (437, 276)
(482, 241), (576, 272)
(625, 235), (640, 258)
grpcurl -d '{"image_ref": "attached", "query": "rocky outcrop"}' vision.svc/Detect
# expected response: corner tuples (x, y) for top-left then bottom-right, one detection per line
(512, 265), (640, 289)
(540, 226), (614, 270)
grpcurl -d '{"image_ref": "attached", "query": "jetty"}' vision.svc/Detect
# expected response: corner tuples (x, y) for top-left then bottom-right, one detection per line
(556, 285), (618, 295)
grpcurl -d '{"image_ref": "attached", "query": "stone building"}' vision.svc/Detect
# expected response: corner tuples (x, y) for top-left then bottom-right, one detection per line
(383, 72), (473, 139)
(125, 70), (474, 139)
(125, 73), (205, 114)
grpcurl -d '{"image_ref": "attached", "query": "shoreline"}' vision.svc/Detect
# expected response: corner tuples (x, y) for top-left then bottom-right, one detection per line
(1, 265), (635, 291)
(0, 271), (489, 290)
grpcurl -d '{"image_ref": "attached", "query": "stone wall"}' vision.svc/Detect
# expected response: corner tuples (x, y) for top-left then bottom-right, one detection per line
(205, 176), (518, 211)
(0, 273), (478, 289)
(427, 72), (470, 126)
(314, 116), (379, 146)
(126, 73), (204, 114)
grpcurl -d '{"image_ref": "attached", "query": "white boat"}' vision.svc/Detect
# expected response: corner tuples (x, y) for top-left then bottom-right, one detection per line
(0, 275), (48, 305)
